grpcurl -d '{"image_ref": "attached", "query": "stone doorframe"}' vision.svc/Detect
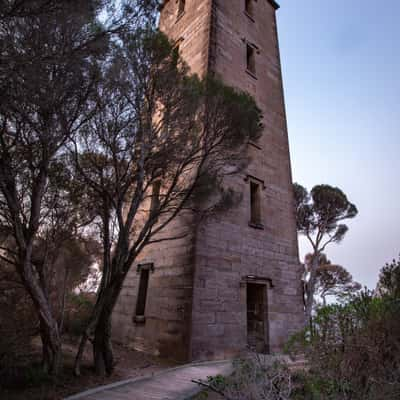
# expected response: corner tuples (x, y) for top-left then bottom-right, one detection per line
(240, 276), (274, 354)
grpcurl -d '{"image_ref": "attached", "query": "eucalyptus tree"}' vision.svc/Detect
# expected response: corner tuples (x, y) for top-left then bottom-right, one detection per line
(294, 184), (358, 326)
(0, 0), (156, 374)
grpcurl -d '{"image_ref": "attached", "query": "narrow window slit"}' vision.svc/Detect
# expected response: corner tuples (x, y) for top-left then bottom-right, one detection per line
(150, 180), (161, 218)
(135, 267), (150, 322)
(177, 0), (185, 18)
(245, 0), (254, 17)
(246, 44), (256, 75)
(250, 181), (261, 225)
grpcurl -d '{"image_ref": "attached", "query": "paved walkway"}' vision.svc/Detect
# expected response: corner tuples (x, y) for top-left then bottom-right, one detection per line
(65, 360), (233, 400)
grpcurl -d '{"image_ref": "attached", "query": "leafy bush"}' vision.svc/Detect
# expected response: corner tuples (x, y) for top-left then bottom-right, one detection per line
(197, 354), (293, 400)
(288, 290), (400, 400)
(62, 292), (94, 337)
(378, 255), (400, 298)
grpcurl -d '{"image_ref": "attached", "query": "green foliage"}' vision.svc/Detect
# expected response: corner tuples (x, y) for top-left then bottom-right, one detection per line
(378, 255), (400, 298)
(294, 183), (358, 245)
(287, 289), (400, 400)
(313, 256), (361, 305)
(63, 293), (94, 337)
(294, 183), (358, 325)
(206, 373), (228, 392)
(197, 356), (293, 400)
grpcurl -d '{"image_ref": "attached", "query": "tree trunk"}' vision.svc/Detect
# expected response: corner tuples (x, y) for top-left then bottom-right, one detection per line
(40, 318), (62, 375)
(59, 267), (70, 334)
(92, 275), (124, 376)
(74, 272), (125, 376)
(19, 255), (62, 375)
(93, 309), (114, 376)
(304, 253), (319, 329)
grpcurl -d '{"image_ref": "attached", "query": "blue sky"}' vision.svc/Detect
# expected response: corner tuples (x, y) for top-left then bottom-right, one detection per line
(277, 0), (400, 288)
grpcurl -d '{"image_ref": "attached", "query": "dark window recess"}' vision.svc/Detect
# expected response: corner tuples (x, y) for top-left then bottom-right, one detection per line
(177, 0), (185, 17)
(135, 268), (150, 319)
(150, 180), (161, 217)
(245, 0), (254, 16)
(246, 44), (256, 75)
(250, 181), (261, 224)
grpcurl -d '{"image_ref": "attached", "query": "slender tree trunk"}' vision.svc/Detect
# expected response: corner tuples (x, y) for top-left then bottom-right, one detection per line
(40, 317), (62, 375)
(92, 274), (125, 376)
(304, 253), (319, 329)
(59, 267), (70, 334)
(93, 308), (114, 375)
(19, 254), (62, 375)
(74, 271), (126, 376)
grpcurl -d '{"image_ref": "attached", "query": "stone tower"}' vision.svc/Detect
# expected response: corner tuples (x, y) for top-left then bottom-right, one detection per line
(112, 0), (304, 362)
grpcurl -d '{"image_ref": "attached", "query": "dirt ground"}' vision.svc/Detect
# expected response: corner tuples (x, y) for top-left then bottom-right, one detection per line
(0, 337), (178, 400)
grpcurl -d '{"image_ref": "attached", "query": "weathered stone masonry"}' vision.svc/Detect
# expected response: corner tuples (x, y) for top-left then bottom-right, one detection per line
(112, 0), (304, 362)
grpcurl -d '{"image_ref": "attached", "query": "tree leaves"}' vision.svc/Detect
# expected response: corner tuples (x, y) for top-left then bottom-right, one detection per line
(293, 183), (358, 251)
(295, 183), (358, 326)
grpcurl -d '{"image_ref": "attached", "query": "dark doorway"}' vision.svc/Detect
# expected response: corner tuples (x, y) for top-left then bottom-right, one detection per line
(247, 283), (268, 352)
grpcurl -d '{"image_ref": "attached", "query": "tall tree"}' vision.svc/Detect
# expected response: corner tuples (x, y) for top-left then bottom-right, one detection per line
(0, 0), (158, 375)
(72, 29), (263, 375)
(0, 0), (109, 374)
(294, 184), (358, 326)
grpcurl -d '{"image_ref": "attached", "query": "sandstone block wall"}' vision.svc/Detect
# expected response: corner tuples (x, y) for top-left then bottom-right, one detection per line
(112, 0), (304, 362)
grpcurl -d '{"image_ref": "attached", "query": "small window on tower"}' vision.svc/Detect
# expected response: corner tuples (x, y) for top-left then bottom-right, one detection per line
(245, 0), (254, 17)
(250, 181), (262, 226)
(177, 0), (185, 18)
(150, 180), (161, 218)
(134, 264), (153, 323)
(246, 44), (256, 75)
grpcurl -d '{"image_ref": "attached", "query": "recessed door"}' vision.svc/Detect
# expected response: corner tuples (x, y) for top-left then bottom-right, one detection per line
(247, 283), (268, 353)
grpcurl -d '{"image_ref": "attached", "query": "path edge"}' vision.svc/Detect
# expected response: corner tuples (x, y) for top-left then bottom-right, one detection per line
(64, 359), (233, 400)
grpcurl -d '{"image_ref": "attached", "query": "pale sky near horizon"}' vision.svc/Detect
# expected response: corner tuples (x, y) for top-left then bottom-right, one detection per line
(276, 1), (400, 288)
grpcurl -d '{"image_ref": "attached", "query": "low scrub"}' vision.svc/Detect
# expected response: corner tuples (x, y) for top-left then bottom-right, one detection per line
(195, 354), (294, 400)
(288, 291), (400, 400)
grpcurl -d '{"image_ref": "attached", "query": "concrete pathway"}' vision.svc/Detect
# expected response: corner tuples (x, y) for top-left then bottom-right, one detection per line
(65, 360), (233, 400)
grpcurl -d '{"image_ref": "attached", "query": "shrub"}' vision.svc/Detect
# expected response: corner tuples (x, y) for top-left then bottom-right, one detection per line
(288, 290), (400, 400)
(62, 292), (94, 337)
(197, 354), (293, 400)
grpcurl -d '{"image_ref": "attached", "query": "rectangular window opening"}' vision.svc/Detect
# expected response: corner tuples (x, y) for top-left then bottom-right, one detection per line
(150, 180), (161, 218)
(250, 181), (261, 225)
(245, 0), (254, 16)
(177, 0), (185, 17)
(246, 44), (256, 75)
(135, 268), (150, 321)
